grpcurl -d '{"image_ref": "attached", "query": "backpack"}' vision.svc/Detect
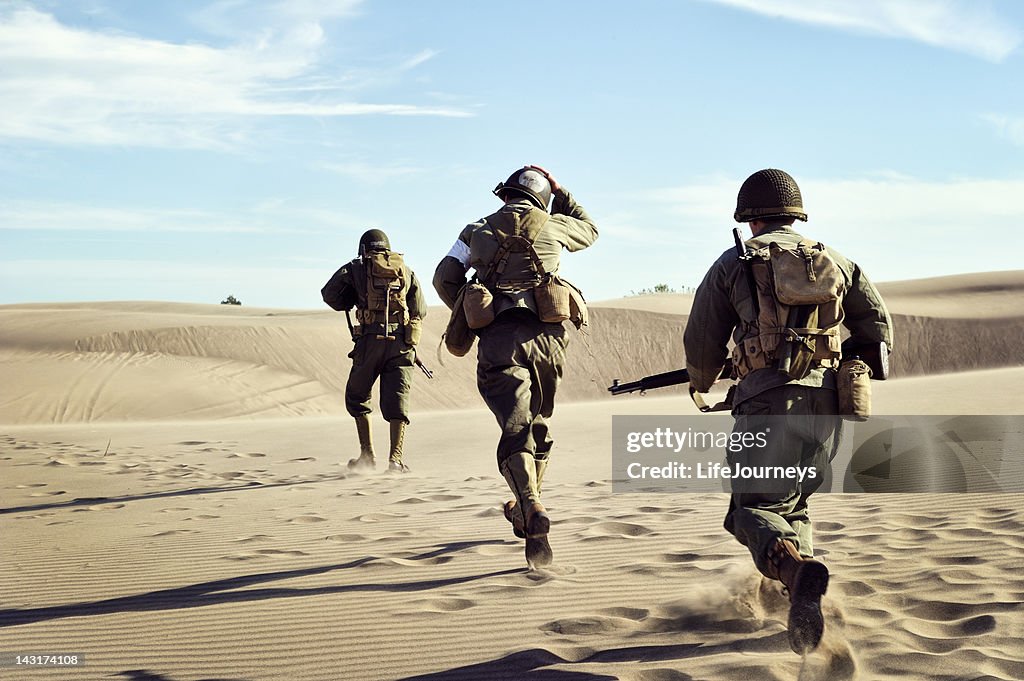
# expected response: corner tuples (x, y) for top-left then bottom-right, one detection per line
(732, 239), (847, 380)
(357, 250), (409, 326)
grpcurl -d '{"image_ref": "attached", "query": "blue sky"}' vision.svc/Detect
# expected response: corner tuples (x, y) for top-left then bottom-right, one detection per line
(2, 0), (1023, 308)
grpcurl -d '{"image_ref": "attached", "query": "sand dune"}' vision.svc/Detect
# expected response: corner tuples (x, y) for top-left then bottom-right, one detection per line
(3, 270), (1023, 425)
(2, 271), (1023, 680)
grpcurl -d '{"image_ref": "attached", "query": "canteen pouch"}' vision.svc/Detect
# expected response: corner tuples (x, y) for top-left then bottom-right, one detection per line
(404, 318), (422, 346)
(463, 282), (496, 330)
(837, 359), (872, 421)
(534, 277), (571, 323)
(444, 286), (475, 357)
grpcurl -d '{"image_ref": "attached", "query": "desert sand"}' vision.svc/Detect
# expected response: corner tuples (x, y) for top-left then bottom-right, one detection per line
(2, 271), (1023, 680)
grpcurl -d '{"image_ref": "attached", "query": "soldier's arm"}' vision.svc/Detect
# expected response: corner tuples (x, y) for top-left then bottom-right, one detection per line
(432, 226), (473, 310)
(321, 264), (358, 312)
(406, 270), (428, 320)
(841, 262), (894, 351)
(684, 258), (740, 392)
(551, 187), (598, 252)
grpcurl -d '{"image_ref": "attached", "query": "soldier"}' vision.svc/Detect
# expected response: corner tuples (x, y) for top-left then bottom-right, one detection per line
(683, 169), (893, 653)
(322, 229), (428, 473)
(433, 165), (598, 568)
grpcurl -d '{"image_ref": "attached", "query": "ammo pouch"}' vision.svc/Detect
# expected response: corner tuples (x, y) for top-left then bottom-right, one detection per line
(444, 285), (476, 357)
(405, 318), (422, 346)
(837, 358), (872, 421)
(463, 282), (495, 330)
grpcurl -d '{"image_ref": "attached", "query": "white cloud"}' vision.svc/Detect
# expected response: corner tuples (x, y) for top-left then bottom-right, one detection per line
(703, 0), (1021, 62)
(0, 6), (469, 149)
(0, 201), (305, 233)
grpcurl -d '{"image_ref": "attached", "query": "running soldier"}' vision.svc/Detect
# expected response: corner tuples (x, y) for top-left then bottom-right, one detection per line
(684, 169), (893, 652)
(433, 165), (598, 567)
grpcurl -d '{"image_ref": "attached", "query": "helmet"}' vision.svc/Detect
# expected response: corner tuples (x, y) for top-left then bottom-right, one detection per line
(733, 168), (808, 223)
(492, 167), (552, 210)
(358, 228), (390, 255)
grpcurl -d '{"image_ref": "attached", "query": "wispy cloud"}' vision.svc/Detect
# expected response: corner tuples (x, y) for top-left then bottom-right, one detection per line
(981, 114), (1024, 147)
(0, 5), (469, 149)
(0, 201), (306, 233)
(315, 160), (426, 182)
(702, 0), (1022, 62)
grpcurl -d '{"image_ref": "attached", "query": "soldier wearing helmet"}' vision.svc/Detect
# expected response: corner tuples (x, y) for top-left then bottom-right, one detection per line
(322, 228), (428, 472)
(433, 165), (598, 568)
(683, 169), (893, 653)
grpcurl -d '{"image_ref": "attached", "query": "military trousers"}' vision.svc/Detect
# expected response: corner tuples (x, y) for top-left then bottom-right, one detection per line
(345, 332), (415, 424)
(476, 310), (568, 469)
(724, 384), (841, 577)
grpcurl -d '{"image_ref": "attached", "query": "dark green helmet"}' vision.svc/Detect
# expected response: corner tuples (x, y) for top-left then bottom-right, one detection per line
(733, 168), (808, 223)
(358, 228), (390, 255)
(492, 167), (552, 211)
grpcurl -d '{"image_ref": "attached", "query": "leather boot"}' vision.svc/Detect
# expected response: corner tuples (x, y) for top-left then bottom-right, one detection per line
(766, 538), (830, 654)
(347, 414), (375, 470)
(535, 455), (549, 495)
(388, 420), (409, 472)
(500, 453), (552, 567)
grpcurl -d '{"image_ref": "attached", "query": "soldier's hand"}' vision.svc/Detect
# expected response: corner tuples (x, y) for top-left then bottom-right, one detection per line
(526, 164), (559, 192)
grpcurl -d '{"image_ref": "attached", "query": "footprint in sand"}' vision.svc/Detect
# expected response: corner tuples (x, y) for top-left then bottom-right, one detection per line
(325, 534), (367, 542)
(290, 514), (328, 523)
(151, 529), (197, 537)
(585, 521), (655, 538)
(29, 490), (67, 497)
(256, 548), (310, 558)
(228, 452), (267, 458)
(413, 598), (477, 613)
(234, 534), (276, 543)
(353, 512), (407, 522)
(290, 457), (317, 462)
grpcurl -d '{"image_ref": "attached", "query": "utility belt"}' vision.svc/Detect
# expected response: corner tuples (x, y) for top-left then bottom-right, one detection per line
(731, 326), (842, 381)
(461, 276), (586, 330)
(354, 307), (409, 326)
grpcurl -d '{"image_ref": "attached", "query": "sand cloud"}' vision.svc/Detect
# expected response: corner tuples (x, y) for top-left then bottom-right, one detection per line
(703, 0), (1022, 62)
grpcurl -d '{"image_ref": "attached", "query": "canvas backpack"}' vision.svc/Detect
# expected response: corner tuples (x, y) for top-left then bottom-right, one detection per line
(732, 239), (848, 380)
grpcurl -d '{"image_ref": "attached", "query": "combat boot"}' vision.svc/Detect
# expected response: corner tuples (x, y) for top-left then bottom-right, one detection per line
(347, 414), (375, 470)
(535, 455), (549, 495)
(766, 538), (830, 654)
(503, 454), (549, 539)
(500, 452), (551, 568)
(387, 420), (410, 473)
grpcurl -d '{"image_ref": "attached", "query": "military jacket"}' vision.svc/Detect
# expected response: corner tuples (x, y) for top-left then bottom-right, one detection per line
(322, 257), (427, 335)
(434, 188), (598, 316)
(684, 225), (893, 405)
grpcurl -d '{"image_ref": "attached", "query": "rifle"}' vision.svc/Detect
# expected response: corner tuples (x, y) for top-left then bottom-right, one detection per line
(414, 354), (434, 379)
(608, 360), (734, 412)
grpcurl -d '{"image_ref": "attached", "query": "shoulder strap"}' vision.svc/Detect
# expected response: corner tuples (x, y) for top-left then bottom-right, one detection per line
(481, 211), (550, 285)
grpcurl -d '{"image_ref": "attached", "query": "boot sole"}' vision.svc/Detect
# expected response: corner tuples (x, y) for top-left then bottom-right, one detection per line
(788, 561), (829, 654)
(525, 510), (552, 568)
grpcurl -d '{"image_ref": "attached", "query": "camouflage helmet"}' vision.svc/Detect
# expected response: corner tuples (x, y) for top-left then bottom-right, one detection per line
(358, 228), (390, 255)
(493, 167), (552, 211)
(733, 168), (808, 223)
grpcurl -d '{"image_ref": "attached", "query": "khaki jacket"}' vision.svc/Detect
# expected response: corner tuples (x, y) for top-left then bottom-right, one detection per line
(433, 188), (598, 316)
(683, 225), (893, 405)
